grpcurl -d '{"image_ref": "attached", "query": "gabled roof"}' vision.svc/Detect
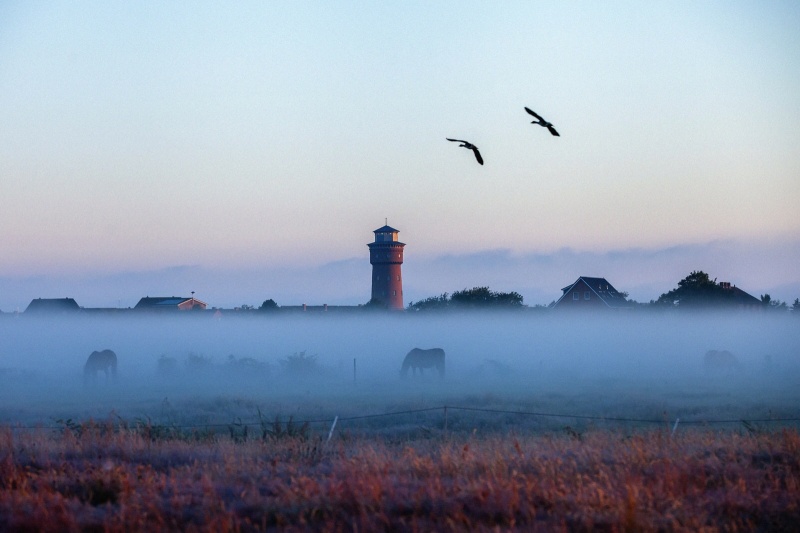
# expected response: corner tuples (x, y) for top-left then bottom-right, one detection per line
(720, 283), (761, 306)
(730, 286), (760, 304)
(554, 276), (631, 309)
(25, 298), (81, 313)
(135, 296), (183, 308)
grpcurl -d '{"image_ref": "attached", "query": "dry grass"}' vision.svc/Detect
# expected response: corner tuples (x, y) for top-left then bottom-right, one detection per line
(1, 424), (798, 532)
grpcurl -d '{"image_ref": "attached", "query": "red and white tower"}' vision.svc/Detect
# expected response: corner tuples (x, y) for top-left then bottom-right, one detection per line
(368, 224), (405, 310)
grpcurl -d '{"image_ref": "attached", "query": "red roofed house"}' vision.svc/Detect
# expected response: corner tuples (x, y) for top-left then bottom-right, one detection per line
(134, 296), (208, 312)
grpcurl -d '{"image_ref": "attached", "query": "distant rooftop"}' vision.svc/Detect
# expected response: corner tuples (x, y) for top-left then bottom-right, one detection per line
(25, 298), (81, 313)
(555, 276), (631, 309)
(134, 296), (208, 311)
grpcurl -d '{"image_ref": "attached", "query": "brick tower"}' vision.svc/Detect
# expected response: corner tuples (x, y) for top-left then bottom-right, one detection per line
(368, 224), (405, 310)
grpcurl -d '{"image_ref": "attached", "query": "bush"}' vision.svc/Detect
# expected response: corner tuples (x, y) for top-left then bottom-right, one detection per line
(279, 351), (319, 376)
(185, 352), (212, 372)
(224, 355), (269, 376)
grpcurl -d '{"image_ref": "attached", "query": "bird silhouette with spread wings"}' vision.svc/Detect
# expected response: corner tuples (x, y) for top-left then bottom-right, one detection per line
(446, 138), (484, 165)
(525, 107), (559, 136)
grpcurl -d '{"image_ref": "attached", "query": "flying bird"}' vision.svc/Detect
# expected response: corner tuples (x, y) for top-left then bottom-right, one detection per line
(524, 107), (559, 136)
(446, 138), (483, 165)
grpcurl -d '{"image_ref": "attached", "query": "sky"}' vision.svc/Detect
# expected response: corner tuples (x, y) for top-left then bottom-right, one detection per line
(1, 1), (799, 310)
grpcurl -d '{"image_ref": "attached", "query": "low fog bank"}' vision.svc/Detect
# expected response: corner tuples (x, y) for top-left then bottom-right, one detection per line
(1, 313), (798, 427)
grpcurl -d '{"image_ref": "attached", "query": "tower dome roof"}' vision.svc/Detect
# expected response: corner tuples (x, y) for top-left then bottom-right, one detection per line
(373, 225), (399, 233)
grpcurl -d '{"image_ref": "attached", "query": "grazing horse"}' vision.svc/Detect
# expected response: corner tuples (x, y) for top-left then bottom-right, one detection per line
(400, 348), (445, 379)
(704, 350), (740, 373)
(84, 349), (117, 384)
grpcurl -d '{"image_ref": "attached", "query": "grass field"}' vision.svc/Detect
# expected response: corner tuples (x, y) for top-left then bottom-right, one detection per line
(2, 372), (799, 531)
(2, 421), (799, 531)
(2, 313), (798, 529)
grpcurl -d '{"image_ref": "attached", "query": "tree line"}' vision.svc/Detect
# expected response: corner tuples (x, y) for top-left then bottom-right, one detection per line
(650, 270), (797, 312)
(252, 271), (799, 314)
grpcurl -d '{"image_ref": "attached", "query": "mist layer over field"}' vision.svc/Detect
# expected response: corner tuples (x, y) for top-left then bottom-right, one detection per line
(1, 313), (798, 431)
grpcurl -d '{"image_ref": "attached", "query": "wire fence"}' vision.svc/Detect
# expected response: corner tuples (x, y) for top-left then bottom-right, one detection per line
(4, 405), (800, 434)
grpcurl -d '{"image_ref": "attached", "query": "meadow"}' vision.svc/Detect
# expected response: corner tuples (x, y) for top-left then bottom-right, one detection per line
(1, 311), (798, 530)
(2, 423), (799, 531)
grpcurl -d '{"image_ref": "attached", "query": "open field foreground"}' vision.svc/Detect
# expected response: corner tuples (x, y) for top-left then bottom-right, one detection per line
(1, 314), (798, 529)
(1, 426), (798, 532)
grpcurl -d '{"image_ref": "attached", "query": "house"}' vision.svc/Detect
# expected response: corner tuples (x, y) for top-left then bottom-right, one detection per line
(718, 281), (761, 309)
(25, 298), (81, 314)
(134, 296), (208, 312)
(552, 277), (632, 310)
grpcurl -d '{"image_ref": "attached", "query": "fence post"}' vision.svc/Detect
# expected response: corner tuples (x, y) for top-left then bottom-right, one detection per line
(443, 406), (448, 432)
(326, 416), (338, 444)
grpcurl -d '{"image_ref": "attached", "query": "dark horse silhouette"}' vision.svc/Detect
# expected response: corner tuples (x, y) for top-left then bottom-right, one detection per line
(400, 348), (445, 379)
(84, 349), (117, 385)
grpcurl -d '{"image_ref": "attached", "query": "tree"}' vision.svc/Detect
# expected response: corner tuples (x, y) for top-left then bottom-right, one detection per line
(655, 271), (733, 308)
(450, 287), (524, 308)
(792, 298), (800, 315)
(761, 294), (788, 312)
(259, 299), (278, 311)
(407, 287), (524, 311)
(279, 351), (319, 376)
(406, 293), (449, 312)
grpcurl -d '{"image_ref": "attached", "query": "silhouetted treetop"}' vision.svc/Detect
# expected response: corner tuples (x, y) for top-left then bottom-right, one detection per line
(259, 299), (278, 311)
(450, 287), (523, 308)
(760, 294), (788, 312)
(655, 271), (718, 307)
(655, 270), (760, 309)
(408, 287), (523, 311)
(406, 293), (449, 312)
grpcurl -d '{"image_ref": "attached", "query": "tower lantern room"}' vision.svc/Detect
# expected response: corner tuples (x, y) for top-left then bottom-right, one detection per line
(367, 224), (405, 310)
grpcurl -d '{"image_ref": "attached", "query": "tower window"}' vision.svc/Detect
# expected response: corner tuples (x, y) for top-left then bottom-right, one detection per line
(393, 291), (396, 296)
(396, 275), (400, 281)
(573, 292), (579, 300)
(584, 292), (590, 300)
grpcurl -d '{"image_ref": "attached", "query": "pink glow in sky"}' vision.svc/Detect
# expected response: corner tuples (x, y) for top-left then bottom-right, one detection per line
(1, 2), (798, 310)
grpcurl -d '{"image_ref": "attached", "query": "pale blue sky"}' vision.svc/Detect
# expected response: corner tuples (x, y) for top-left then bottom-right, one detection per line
(1, 1), (799, 309)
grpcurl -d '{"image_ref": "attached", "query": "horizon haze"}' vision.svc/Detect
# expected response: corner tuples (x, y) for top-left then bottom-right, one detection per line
(1, 236), (798, 311)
